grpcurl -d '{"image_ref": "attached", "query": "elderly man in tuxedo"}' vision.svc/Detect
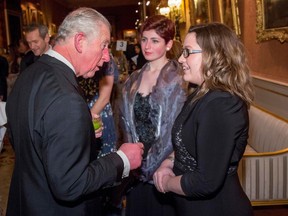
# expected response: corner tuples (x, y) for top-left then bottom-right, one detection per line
(6, 7), (143, 216)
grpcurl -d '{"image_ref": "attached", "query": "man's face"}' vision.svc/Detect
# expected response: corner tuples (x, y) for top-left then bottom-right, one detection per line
(78, 24), (111, 78)
(25, 29), (49, 56)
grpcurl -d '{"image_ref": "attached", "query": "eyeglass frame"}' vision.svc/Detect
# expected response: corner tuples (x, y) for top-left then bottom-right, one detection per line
(182, 48), (202, 58)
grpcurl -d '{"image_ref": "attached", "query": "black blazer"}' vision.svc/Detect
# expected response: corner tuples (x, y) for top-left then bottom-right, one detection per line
(172, 91), (252, 216)
(6, 55), (124, 216)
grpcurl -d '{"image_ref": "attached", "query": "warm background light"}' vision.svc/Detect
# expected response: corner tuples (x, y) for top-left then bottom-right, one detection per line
(168, 0), (181, 8)
(159, 7), (170, 16)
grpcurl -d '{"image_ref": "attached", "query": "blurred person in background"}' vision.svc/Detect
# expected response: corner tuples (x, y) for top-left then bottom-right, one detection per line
(0, 51), (9, 101)
(18, 38), (35, 73)
(24, 23), (50, 58)
(166, 40), (182, 60)
(131, 43), (147, 71)
(6, 43), (20, 95)
(78, 56), (119, 158)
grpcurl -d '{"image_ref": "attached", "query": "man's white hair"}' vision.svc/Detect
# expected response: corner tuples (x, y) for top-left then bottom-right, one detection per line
(57, 7), (111, 42)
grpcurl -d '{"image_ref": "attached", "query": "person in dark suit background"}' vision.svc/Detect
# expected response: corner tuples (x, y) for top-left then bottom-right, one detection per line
(18, 38), (35, 73)
(0, 54), (9, 101)
(18, 23), (51, 73)
(6, 7), (143, 216)
(24, 23), (50, 57)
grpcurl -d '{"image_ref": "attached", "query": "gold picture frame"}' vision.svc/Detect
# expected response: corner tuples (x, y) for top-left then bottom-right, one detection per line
(37, 11), (46, 25)
(21, 6), (29, 26)
(218, 0), (241, 36)
(190, 0), (211, 25)
(49, 23), (57, 35)
(256, 0), (288, 43)
(29, 8), (38, 24)
(123, 29), (136, 40)
(4, 9), (22, 46)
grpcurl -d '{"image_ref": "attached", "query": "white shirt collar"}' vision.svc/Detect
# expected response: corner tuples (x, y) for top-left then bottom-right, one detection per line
(45, 49), (75, 73)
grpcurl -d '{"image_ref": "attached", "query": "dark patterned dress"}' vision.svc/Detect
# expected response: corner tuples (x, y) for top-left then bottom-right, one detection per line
(125, 92), (175, 216)
(134, 92), (156, 157)
(78, 58), (119, 157)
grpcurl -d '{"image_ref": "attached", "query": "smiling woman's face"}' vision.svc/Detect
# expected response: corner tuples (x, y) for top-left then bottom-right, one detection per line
(178, 32), (204, 86)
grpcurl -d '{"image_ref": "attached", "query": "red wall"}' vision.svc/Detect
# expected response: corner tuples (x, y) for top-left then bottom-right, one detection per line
(239, 1), (288, 84)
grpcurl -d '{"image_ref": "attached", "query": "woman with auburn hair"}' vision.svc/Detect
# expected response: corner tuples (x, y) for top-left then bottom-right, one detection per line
(153, 22), (254, 216)
(118, 15), (187, 216)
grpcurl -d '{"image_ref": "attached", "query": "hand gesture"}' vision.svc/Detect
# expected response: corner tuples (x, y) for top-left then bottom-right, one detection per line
(119, 142), (144, 170)
(153, 159), (175, 193)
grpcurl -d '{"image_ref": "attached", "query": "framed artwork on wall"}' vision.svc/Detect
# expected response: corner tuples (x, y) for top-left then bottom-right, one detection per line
(49, 23), (57, 35)
(190, 0), (211, 25)
(38, 11), (46, 25)
(4, 9), (22, 46)
(256, 0), (288, 43)
(218, 0), (241, 36)
(123, 29), (136, 40)
(179, 0), (187, 23)
(22, 8), (29, 26)
(29, 8), (38, 24)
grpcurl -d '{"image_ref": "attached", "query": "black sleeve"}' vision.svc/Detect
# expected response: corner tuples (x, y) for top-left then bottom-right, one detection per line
(41, 93), (124, 201)
(181, 96), (247, 198)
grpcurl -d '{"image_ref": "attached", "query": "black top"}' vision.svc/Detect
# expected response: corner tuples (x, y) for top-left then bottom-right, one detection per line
(171, 90), (253, 216)
(134, 92), (156, 158)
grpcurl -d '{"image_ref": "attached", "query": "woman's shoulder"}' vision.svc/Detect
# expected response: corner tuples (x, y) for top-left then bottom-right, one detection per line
(160, 60), (183, 81)
(199, 90), (246, 113)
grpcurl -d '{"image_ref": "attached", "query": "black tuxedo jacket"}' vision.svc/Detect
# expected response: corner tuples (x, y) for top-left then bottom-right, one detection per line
(6, 55), (124, 216)
(19, 50), (36, 73)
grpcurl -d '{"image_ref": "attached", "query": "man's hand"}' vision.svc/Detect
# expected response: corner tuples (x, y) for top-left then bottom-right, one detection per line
(119, 143), (144, 170)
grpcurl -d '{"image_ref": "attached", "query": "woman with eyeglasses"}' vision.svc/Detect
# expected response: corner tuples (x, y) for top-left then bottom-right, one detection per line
(153, 22), (254, 216)
(117, 15), (187, 216)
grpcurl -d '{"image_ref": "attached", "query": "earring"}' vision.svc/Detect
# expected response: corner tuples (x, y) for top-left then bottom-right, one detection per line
(166, 47), (170, 51)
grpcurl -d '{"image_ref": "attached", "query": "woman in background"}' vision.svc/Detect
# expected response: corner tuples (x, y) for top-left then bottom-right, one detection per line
(119, 15), (187, 216)
(78, 56), (119, 157)
(153, 22), (254, 216)
(131, 43), (147, 70)
(166, 40), (182, 60)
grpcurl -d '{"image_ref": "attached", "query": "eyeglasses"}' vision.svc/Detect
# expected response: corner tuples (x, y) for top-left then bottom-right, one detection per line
(182, 48), (202, 58)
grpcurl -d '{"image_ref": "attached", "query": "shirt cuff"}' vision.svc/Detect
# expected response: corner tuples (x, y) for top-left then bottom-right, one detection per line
(116, 150), (130, 178)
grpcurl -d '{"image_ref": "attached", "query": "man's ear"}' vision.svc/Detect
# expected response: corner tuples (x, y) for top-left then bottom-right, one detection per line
(74, 33), (85, 53)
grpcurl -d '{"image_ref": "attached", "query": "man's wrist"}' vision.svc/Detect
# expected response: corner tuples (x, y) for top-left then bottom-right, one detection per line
(116, 150), (130, 178)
